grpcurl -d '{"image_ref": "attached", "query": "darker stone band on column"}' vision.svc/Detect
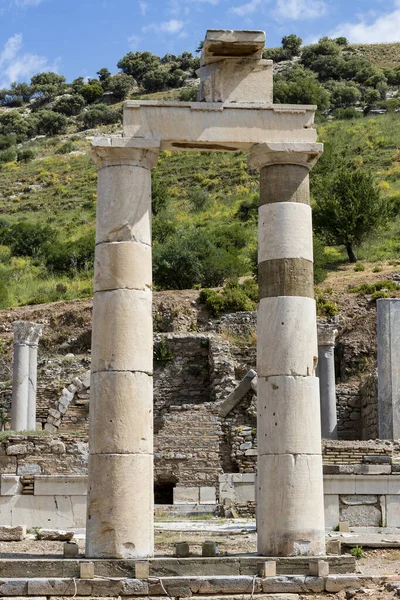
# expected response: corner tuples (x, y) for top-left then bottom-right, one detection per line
(259, 257), (314, 299)
(260, 164), (310, 206)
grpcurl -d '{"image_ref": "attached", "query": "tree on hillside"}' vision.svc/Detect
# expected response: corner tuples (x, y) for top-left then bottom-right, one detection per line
(313, 168), (388, 262)
(282, 34), (302, 57)
(273, 64), (330, 110)
(117, 51), (160, 83)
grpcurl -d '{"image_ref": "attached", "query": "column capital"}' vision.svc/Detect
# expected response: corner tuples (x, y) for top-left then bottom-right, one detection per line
(248, 142), (323, 171)
(317, 322), (338, 347)
(13, 321), (42, 346)
(92, 137), (161, 169)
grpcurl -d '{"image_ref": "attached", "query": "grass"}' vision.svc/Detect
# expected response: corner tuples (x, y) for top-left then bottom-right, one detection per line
(352, 42), (400, 70)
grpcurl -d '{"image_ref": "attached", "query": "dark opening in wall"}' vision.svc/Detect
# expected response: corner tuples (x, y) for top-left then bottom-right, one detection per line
(154, 482), (176, 505)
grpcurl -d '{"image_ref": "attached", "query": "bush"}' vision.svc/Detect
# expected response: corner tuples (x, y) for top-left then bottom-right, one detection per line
(349, 280), (399, 294)
(0, 147), (17, 164)
(35, 110), (68, 136)
(333, 108), (362, 120)
(80, 104), (121, 129)
(316, 295), (338, 317)
(354, 263), (365, 272)
(53, 94), (86, 116)
(56, 141), (76, 154)
(0, 221), (56, 257)
(106, 73), (136, 100)
(350, 546), (364, 560)
(17, 148), (35, 162)
(153, 227), (248, 290)
(199, 279), (257, 317)
(178, 87), (198, 101)
(117, 51), (160, 82)
(142, 67), (170, 92)
(80, 83), (104, 104)
(44, 229), (95, 273)
(273, 65), (330, 111)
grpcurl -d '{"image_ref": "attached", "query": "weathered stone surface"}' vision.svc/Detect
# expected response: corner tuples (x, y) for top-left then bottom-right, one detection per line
(94, 241), (152, 293)
(377, 299), (400, 439)
(0, 475), (22, 495)
(0, 525), (26, 541)
(37, 529), (74, 541)
(257, 296), (318, 378)
(91, 289), (152, 374)
(258, 258), (314, 299)
(86, 454), (153, 558)
(261, 576), (324, 594)
(89, 371), (152, 455)
(325, 575), (382, 593)
(257, 376), (320, 455)
(258, 202), (313, 262)
(200, 29), (266, 65)
(257, 454), (325, 556)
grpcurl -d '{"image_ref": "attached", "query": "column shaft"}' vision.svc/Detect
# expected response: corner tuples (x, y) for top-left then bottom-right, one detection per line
(254, 158), (325, 556)
(377, 299), (400, 439)
(11, 343), (29, 431)
(86, 145), (158, 559)
(318, 344), (337, 439)
(27, 344), (38, 431)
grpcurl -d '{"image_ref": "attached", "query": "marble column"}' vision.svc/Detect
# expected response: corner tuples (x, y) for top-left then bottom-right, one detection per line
(11, 321), (42, 432)
(317, 323), (338, 440)
(86, 139), (159, 559)
(377, 298), (400, 439)
(249, 142), (325, 557)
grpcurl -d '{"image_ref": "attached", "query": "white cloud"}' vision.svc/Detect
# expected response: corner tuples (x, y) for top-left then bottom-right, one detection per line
(0, 33), (58, 87)
(128, 34), (142, 50)
(274, 0), (327, 20)
(330, 5), (400, 43)
(231, 0), (262, 16)
(143, 19), (185, 34)
(139, 1), (148, 15)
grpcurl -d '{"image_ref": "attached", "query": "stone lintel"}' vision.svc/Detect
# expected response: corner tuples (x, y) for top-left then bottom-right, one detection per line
(92, 137), (160, 169)
(200, 29), (266, 66)
(248, 142), (323, 171)
(317, 323), (338, 347)
(122, 102), (318, 150)
(13, 321), (42, 347)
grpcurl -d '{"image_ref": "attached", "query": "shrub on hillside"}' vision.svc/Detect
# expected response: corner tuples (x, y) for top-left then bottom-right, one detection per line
(79, 104), (122, 129)
(199, 279), (258, 317)
(0, 147), (17, 164)
(44, 229), (95, 273)
(80, 83), (104, 104)
(35, 110), (68, 136)
(106, 73), (136, 100)
(117, 51), (160, 82)
(273, 65), (330, 111)
(0, 221), (56, 257)
(142, 67), (170, 92)
(17, 147), (36, 162)
(53, 94), (86, 116)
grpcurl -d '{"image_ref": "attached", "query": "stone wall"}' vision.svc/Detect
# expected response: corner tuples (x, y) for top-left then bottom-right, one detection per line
(336, 384), (361, 440)
(360, 370), (379, 440)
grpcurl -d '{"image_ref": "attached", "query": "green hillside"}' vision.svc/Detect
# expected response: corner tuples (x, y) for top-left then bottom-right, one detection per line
(0, 110), (399, 308)
(353, 43), (400, 70)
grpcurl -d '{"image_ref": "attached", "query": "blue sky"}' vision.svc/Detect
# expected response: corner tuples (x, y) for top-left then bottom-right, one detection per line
(1, 0), (400, 87)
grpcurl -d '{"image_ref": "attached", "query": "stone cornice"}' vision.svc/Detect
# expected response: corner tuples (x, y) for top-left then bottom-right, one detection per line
(13, 321), (42, 346)
(317, 323), (338, 347)
(248, 142), (323, 171)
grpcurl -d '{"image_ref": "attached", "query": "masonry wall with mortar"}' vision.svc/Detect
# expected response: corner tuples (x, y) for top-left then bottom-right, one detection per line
(360, 369), (379, 441)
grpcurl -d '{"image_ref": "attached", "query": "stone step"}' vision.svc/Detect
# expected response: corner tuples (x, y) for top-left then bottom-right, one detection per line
(0, 555), (356, 579)
(0, 574), (386, 596)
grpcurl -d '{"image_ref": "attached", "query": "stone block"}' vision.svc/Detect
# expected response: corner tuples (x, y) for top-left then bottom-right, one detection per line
(202, 541), (218, 557)
(89, 371), (152, 455)
(309, 560), (329, 577)
(0, 494), (86, 529)
(1, 475), (22, 496)
(80, 562), (94, 579)
(175, 542), (190, 558)
(326, 538), (341, 555)
(64, 542), (79, 558)
(34, 476), (87, 496)
(37, 529), (74, 541)
(200, 29), (266, 65)
(91, 289), (152, 373)
(324, 494), (339, 529)
(261, 576), (324, 594)
(197, 58), (273, 104)
(257, 297), (318, 378)
(259, 202), (313, 263)
(234, 482), (255, 503)
(363, 455), (391, 464)
(0, 525), (26, 541)
(388, 476), (400, 494)
(359, 464), (391, 475)
(355, 475), (388, 494)
(122, 103), (319, 150)
(200, 487), (216, 504)
(94, 241), (152, 293)
(387, 495), (400, 527)
(338, 521), (349, 533)
(0, 579), (28, 595)
(258, 376), (320, 455)
(258, 561), (276, 577)
(0, 455), (17, 474)
(6, 443), (32, 456)
(173, 486), (200, 504)
(324, 475), (356, 495)
(85, 453), (153, 558)
(17, 463), (41, 476)
(135, 561), (150, 579)
(325, 575), (381, 593)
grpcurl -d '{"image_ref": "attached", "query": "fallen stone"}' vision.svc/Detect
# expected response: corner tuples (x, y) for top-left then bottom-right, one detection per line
(37, 529), (74, 541)
(0, 525), (26, 541)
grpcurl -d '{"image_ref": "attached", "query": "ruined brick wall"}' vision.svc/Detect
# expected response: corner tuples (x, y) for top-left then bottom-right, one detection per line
(360, 369), (379, 440)
(336, 384), (362, 440)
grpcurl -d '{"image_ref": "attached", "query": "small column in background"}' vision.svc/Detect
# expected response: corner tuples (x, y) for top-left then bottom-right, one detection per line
(377, 299), (400, 439)
(11, 321), (42, 431)
(317, 322), (338, 440)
